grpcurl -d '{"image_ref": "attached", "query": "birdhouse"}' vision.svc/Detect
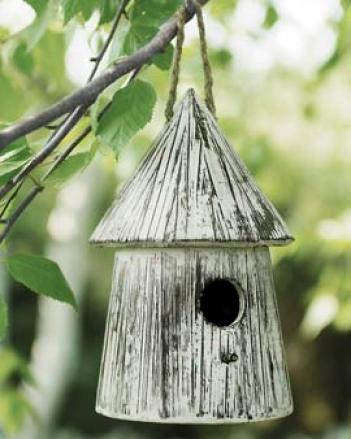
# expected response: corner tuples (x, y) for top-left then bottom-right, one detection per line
(90, 89), (294, 424)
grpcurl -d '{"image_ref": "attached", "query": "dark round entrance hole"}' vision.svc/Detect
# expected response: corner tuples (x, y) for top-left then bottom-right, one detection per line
(200, 279), (242, 327)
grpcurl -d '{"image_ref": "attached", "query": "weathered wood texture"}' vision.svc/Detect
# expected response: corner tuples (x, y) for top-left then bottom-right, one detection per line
(96, 247), (293, 423)
(90, 89), (293, 248)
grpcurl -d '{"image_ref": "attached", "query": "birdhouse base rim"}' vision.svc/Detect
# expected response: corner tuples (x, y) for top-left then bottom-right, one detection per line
(95, 405), (294, 424)
(89, 237), (294, 249)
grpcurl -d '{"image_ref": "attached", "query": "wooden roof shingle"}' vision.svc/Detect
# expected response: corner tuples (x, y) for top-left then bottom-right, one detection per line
(90, 88), (293, 247)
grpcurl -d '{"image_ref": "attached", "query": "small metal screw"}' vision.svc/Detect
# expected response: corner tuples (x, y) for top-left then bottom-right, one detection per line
(221, 352), (238, 364)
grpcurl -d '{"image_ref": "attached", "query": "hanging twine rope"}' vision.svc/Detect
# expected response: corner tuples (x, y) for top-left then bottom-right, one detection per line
(194, 1), (216, 117)
(165, 1), (216, 121)
(165, 8), (186, 121)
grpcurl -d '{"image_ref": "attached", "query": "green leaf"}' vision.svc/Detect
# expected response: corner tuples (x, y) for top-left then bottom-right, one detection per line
(107, 19), (130, 63)
(0, 27), (10, 44)
(12, 43), (34, 76)
(0, 157), (30, 185)
(209, 0), (237, 18)
(0, 71), (27, 121)
(319, 48), (341, 75)
(0, 389), (33, 436)
(211, 48), (233, 68)
(99, 0), (121, 24)
(90, 94), (111, 132)
(7, 254), (77, 309)
(22, 2), (53, 50)
(123, 22), (157, 56)
(96, 79), (156, 154)
(153, 44), (174, 70)
(80, 0), (99, 20)
(61, 0), (80, 23)
(45, 148), (96, 186)
(81, 0), (101, 20)
(0, 349), (33, 385)
(0, 296), (7, 340)
(0, 136), (32, 186)
(32, 30), (69, 91)
(130, 0), (181, 27)
(263, 4), (279, 29)
(60, 0), (98, 23)
(24, 0), (48, 15)
(110, 0), (181, 60)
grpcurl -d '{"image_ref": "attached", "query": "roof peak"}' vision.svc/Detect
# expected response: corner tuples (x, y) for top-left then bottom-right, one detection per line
(91, 88), (293, 247)
(175, 87), (207, 110)
(184, 87), (197, 97)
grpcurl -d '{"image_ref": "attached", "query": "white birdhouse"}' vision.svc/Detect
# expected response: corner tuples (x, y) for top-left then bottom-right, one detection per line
(90, 88), (294, 424)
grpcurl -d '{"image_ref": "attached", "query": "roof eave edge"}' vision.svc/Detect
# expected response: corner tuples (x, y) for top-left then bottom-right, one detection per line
(89, 237), (295, 249)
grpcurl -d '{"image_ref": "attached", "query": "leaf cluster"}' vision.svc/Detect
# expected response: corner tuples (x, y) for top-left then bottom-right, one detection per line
(0, 0), (184, 337)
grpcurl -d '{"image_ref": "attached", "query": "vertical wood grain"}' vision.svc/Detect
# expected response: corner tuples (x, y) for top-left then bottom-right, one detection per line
(90, 89), (293, 247)
(96, 247), (293, 423)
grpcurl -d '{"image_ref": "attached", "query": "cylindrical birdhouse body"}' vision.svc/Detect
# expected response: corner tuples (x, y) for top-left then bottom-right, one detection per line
(91, 89), (294, 424)
(97, 247), (292, 423)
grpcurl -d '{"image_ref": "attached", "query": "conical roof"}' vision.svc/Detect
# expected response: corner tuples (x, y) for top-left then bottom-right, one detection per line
(90, 89), (293, 247)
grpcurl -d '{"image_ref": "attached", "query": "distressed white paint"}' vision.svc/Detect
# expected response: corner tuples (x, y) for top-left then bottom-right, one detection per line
(96, 247), (293, 423)
(90, 89), (293, 248)
(91, 89), (294, 424)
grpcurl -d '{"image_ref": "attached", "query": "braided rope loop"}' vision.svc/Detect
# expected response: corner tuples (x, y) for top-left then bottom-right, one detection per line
(165, 1), (216, 121)
(165, 9), (186, 121)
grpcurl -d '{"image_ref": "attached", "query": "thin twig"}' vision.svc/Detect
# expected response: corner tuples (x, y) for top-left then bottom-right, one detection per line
(41, 68), (140, 180)
(45, 125), (59, 131)
(0, 133), (90, 243)
(0, 1), (128, 225)
(0, 0), (207, 202)
(0, 69), (141, 243)
(0, 0), (131, 202)
(0, 0), (210, 242)
(0, 106), (87, 201)
(45, 1), (131, 148)
(0, 187), (43, 242)
(0, 180), (25, 219)
(88, 0), (131, 82)
(0, 0), (208, 150)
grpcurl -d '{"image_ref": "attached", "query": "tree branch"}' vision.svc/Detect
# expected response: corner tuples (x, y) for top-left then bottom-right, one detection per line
(0, 0), (207, 150)
(0, 0), (210, 242)
(0, 0), (130, 202)
(0, 70), (140, 243)
(0, 107), (87, 200)
(0, 120), (90, 243)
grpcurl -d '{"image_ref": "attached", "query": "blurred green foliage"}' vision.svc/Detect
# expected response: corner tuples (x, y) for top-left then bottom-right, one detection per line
(0, 0), (351, 438)
(0, 349), (34, 435)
